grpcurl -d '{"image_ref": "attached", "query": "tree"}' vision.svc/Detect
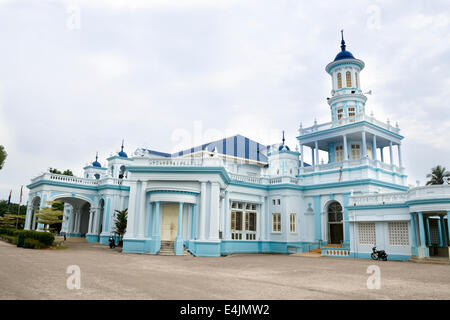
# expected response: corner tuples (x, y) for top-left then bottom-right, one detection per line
(0, 145), (6, 170)
(0, 213), (25, 229)
(49, 168), (62, 174)
(35, 200), (64, 233)
(0, 200), (27, 217)
(113, 208), (127, 246)
(62, 170), (74, 176)
(426, 165), (450, 185)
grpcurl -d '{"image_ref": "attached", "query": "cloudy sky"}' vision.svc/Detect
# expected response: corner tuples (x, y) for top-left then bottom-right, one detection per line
(0, 0), (449, 203)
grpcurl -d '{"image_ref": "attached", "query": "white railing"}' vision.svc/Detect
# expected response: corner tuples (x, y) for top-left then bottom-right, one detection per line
(146, 156), (224, 167)
(299, 113), (400, 136)
(350, 192), (408, 206)
(300, 158), (404, 175)
(350, 184), (450, 207)
(407, 184), (450, 202)
(30, 173), (129, 188)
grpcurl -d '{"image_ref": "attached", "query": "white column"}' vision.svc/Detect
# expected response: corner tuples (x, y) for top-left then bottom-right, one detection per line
(380, 147), (384, 162)
(389, 141), (394, 165)
(397, 144), (402, 167)
(137, 181), (147, 238)
(311, 147), (315, 166)
(209, 182), (220, 240)
(224, 191), (230, 240)
(124, 180), (138, 238)
(220, 196), (225, 238)
(343, 135), (348, 160)
(94, 208), (101, 234)
(199, 181), (207, 240)
(260, 196), (265, 241)
(76, 210), (81, 233)
(361, 131), (367, 158)
(88, 209), (94, 233)
(300, 144), (304, 168)
(315, 141), (319, 166)
(372, 135), (377, 160)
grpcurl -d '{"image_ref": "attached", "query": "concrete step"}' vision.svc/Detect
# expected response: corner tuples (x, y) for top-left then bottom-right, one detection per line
(291, 252), (322, 258)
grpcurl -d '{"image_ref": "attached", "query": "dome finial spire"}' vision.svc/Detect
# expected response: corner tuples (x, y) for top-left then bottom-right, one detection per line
(95, 151), (98, 162)
(121, 139), (124, 152)
(340, 29), (346, 51)
(282, 130), (285, 145)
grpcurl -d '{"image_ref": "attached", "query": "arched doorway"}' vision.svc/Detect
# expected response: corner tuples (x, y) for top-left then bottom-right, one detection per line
(328, 201), (344, 244)
(51, 195), (92, 237)
(30, 196), (41, 230)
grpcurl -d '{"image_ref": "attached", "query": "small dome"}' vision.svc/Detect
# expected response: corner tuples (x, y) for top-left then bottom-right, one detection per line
(334, 50), (355, 61)
(278, 144), (290, 151)
(92, 160), (101, 167)
(118, 151), (128, 158)
(92, 152), (101, 167)
(118, 140), (128, 158)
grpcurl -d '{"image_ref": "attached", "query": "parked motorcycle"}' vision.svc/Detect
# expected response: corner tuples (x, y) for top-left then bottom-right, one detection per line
(109, 236), (116, 249)
(371, 246), (387, 261)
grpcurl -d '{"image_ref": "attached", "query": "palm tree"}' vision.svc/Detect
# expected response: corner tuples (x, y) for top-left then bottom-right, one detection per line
(426, 165), (450, 185)
(113, 208), (128, 247)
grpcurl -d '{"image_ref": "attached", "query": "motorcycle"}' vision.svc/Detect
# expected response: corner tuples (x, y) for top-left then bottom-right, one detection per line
(371, 246), (387, 261)
(108, 236), (116, 249)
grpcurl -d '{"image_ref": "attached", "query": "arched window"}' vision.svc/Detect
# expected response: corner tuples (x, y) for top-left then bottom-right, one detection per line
(337, 73), (342, 89)
(328, 201), (343, 244)
(346, 71), (351, 87)
(119, 165), (126, 179)
(94, 173), (100, 180)
(355, 72), (359, 88)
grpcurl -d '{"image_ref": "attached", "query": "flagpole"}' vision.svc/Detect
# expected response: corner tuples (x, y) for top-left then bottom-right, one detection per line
(15, 186), (23, 229)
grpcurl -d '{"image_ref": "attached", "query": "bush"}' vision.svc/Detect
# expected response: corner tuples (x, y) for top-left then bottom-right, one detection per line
(0, 228), (54, 247)
(0, 235), (17, 244)
(23, 238), (44, 249)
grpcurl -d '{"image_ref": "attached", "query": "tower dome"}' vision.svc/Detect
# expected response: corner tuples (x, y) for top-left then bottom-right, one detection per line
(334, 31), (355, 61)
(92, 152), (101, 167)
(118, 140), (128, 158)
(278, 131), (290, 151)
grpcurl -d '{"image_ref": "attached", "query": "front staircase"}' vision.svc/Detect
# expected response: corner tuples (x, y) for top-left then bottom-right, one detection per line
(158, 241), (190, 256)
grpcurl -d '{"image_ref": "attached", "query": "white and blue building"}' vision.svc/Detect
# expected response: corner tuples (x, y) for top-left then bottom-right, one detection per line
(24, 35), (450, 260)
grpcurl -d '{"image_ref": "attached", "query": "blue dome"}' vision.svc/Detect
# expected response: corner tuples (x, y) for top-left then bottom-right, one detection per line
(334, 50), (355, 61)
(118, 151), (128, 158)
(278, 144), (290, 151)
(92, 160), (101, 167)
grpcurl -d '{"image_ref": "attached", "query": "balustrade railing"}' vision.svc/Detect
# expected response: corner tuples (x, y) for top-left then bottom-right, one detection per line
(299, 113), (400, 136)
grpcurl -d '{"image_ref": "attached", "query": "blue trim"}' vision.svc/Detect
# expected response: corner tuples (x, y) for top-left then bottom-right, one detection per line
(146, 189), (199, 196)
(83, 166), (108, 170)
(347, 203), (408, 210)
(27, 180), (130, 192)
(86, 234), (99, 243)
(106, 156), (134, 161)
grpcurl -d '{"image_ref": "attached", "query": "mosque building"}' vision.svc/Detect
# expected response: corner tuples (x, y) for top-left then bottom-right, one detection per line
(25, 34), (450, 260)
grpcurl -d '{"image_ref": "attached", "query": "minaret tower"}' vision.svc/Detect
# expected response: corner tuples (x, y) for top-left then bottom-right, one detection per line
(325, 30), (367, 122)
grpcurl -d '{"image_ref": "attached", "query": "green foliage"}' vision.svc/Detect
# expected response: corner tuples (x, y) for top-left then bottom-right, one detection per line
(113, 208), (127, 245)
(35, 201), (63, 232)
(0, 145), (6, 170)
(23, 238), (44, 249)
(426, 165), (450, 185)
(49, 168), (74, 176)
(0, 213), (25, 229)
(0, 200), (27, 218)
(0, 228), (54, 248)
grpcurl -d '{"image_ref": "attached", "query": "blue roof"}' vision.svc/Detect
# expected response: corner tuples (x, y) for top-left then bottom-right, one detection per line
(143, 135), (269, 163)
(118, 151), (128, 158)
(92, 160), (101, 167)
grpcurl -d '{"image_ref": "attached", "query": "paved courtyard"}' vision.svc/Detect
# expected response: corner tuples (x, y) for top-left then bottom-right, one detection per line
(0, 240), (449, 300)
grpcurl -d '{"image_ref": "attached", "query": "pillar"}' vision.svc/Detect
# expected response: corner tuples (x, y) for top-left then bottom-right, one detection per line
(437, 217), (443, 247)
(417, 212), (429, 257)
(425, 216), (431, 246)
(209, 182), (220, 240)
(147, 203), (153, 238)
(440, 215), (447, 247)
(224, 192), (231, 240)
(343, 135), (348, 161)
(389, 141), (394, 165)
(174, 202), (184, 255)
(315, 141), (319, 167)
(447, 211), (450, 258)
(410, 213), (418, 256)
(190, 204), (197, 240)
(311, 147), (315, 166)
(124, 181), (138, 238)
(314, 195), (321, 241)
(372, 135), (377, 160)
(150, 201), (161, 254)
(199, 182), (207, 240)
(137, 181), (147, 238)
(380, 147), (384, 162)
(300, 144), (304, 169)
(398, 144), (403, 167)
(343, 193), (350, 246)
(361, 131), (367, 159)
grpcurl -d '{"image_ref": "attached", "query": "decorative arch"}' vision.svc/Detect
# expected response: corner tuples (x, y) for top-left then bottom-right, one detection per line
(337, 73), (342, 89)
(48, 193), (94, 207)
(30, 195), (41, 230)
(326, 201), (344, 245)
